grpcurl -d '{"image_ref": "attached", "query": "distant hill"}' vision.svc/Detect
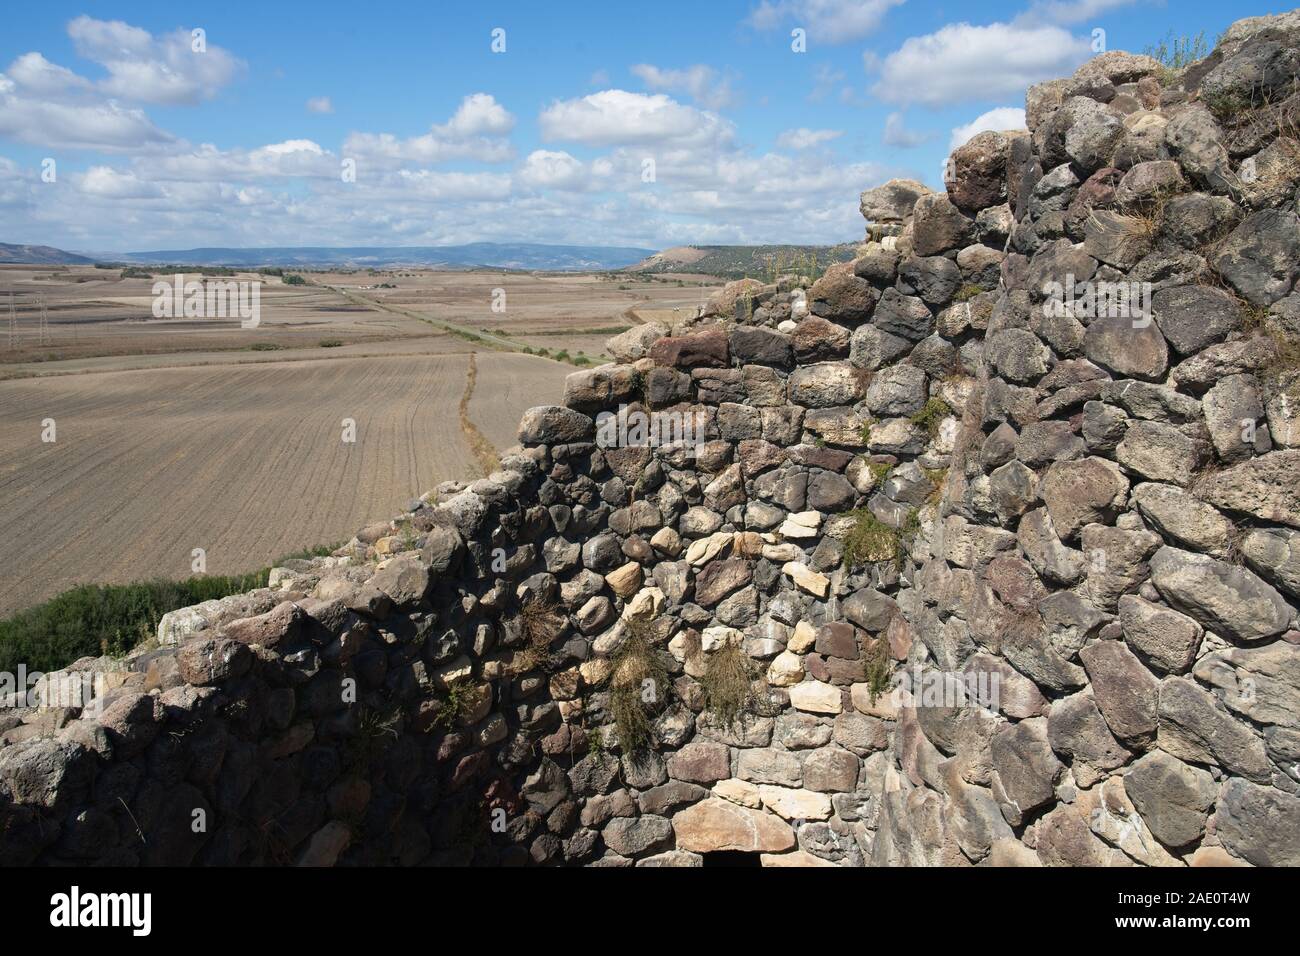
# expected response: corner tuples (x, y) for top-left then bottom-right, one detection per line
(628, 243), (859, 280)
(109, 242), (656, 272)
(0, 243), (95, 265)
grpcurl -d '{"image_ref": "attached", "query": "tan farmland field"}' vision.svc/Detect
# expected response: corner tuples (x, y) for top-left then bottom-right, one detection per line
(0, 265), (717, 367)
(0, 263), (720, 613)
(0, 352), (572, 613)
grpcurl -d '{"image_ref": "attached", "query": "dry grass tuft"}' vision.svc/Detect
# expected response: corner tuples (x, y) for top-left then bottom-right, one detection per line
(509, 598), (566, 675)
(1229, 296), (1300, 401)
(861, 635), (893, 706)
(608, 624), (670, 753)
(1088, 209), (1159, 264)
(701, 641), (755, 726)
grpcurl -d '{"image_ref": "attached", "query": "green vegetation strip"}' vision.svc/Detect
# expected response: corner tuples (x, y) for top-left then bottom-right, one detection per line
(0, 545), (337, 675)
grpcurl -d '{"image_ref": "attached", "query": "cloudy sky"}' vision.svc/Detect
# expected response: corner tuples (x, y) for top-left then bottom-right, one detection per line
(0, 0), (1268, 253)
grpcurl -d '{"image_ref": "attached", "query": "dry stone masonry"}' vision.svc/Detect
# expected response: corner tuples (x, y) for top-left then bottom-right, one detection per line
(4, 13), (1300, 866)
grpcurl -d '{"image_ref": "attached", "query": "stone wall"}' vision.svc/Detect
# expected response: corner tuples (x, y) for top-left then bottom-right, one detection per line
(3, 13), (1300, 867)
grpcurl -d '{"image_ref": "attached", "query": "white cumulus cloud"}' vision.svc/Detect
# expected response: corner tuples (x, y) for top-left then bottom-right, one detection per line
(344, 94), (517, 166)
(0, 86), (173, 150)
(1014, 0), (1141, 26)
(630, 64), (738, 110)
(748, 0), (905, 43)
(882, 112), (935, 148)
(871, 21), (1093, 107)
(948, 106), (1027, 152)
(776, 127), (843, 149)
(78, 165), (162, 199)
(518, 150), (606, 191)
(67, 15), (244, 105)
(540, 90), (734, 149)
(6, 52), (93, 96)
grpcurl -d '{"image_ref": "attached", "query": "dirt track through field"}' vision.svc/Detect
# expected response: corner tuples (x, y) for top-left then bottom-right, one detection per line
(0, 352), (568, 613)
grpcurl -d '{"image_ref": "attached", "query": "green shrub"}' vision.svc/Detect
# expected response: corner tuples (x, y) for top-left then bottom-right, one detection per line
(843, 506), (922, 571)
(318, 338), (343, 348)
(843, 508), (904, 569)
(282, 273), (307, 285)
(868, 461), (893, 486)
(0, 572), (268, 675)
(0, 543), (341, 674)
(1143, 30), (1209, 71)
(909, 397), (953, 441)
(427, 677), (479, 731)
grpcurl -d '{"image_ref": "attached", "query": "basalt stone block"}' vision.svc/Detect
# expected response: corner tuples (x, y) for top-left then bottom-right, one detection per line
(1194, 449), (1300, 529)
(518, 405), (595, 445)
(1149, 546), (1292, 644)
(221, 600), (306, 649)
(898, 254), (962, 306)
(644, 367), (692, 406)
(1123, 750), (1216, 849)
(666, 741), (731, 785)
(1117, 595), (1202, 675)
(562, 365), (640, 412)
(872, 288), (934, 342)
(1080, 640), (1159, 747)
(369, 555), (433, 607)
(808, 262), (879, 322)
(672, 798), (795, 853)
(990, 718), (1062, 828)
(693, 558), (752, 607)
(788, 362), (867, 408)
(1213, 778), (1300, 867)
(860, 178), (931, 224)
(1211, 209), (1300, 306)
(1151, 284), (1240, 355)
(607, 322), (668, 362)
(1046, 690), (1130, 787)
(1157, 676), (1273, 783)
(948, 130), (1011, 211)
(730, 327), (793, 366)
(650, 329), (729, 369)
(1083, 315), (1168, 381)
(1040, 456), (1129, 542)
(912, 192), (977, 256)
(176, 636), (253, 687)
(602, 815), (674, 857)
(0, 738), (94, 810)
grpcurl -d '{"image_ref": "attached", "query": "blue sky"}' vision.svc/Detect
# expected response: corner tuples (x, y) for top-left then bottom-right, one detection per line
(0, 0), (1284, 252)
